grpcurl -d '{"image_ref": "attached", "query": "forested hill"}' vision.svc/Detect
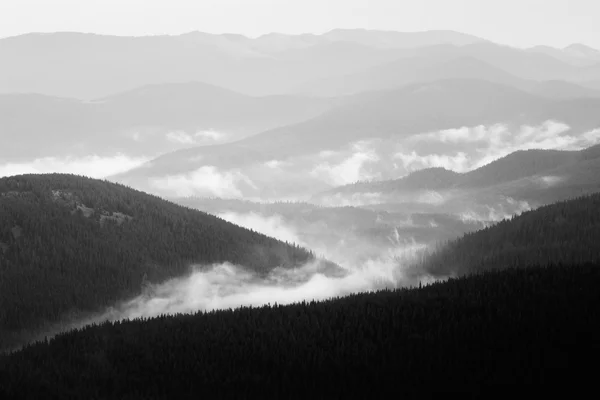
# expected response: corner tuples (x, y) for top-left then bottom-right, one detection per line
(0, 174), (315, 351)
(420, 193), (600, 277)
(2, 263), (598, 398)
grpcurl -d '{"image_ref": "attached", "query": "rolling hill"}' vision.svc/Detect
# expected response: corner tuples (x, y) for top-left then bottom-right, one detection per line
(0, 174), (331, 352)
(0, 82), (336, 161)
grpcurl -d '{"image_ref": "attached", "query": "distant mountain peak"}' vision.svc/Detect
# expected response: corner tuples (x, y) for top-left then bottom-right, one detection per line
(563, 43), (600, 59)
(564, 43), (599, 52)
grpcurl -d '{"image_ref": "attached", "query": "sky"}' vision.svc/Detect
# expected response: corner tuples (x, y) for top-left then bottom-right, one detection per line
(1, 0), (599, 49)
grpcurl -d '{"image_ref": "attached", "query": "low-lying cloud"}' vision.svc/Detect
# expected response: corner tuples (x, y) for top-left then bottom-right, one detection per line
(310, 141), (382, 186)
(402, 121), (600, 173)
(165, 129), (225, 145)
(102, 258), (426, 322)
(149, 166), (257, 198)
(218, 211), (304, 245)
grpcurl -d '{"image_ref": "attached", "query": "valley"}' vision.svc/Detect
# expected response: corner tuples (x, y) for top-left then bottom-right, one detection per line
(1, 21), (600, 397)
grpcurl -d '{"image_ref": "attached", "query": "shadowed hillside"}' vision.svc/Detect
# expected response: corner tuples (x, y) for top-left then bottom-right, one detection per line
(0, 174), (320, 351)
(419, 193), (600, 277)
(1, 263), (598, 398)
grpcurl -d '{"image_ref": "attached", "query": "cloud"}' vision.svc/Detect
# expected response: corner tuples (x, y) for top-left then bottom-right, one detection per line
(149, 166), (257, 198)
(538, 175), (564, 187)
(394, 151), (471, 173)
(0, 154), (149, 179)
(100, 260), (414, 322)
(166, 131), (197, 144)
(398, 121), (600, 173)
(166, 130), (225, 145)
(458, 197), (531, 224)
(218, 211), (304, 245)
(264, 160), (292, 169)
(311, 141), (380, 186)
(317, 192), (384, 207)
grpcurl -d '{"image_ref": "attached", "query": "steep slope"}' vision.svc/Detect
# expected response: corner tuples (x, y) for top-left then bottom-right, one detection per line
(0, 82), (336, 161)
(420, 193), (600, 277)
(0, 174), (322, 351)
(2, 264), (599, 398)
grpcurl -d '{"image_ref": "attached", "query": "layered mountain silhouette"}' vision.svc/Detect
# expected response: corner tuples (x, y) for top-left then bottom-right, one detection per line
(0, 82), (336, 160)
(528, 43), (600, 66)
(295, 53), (600, 98)
(319, 144), (600, 209)
(0, 30), (485, 98)
(112, 79), (600, 199)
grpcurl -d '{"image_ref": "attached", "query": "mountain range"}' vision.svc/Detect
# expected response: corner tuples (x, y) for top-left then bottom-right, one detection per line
(0, 29), (485, 98)
(2, 30), (599, 100)
(111, 79), (600, 199)
(0, 82), (337, 161)
(2, 26), (600, 397)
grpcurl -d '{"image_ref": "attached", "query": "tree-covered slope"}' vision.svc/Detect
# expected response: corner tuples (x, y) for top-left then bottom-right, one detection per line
(420, 193), (600, 277)
(0, 174), (315, 350)
(1, 263), (598, 398)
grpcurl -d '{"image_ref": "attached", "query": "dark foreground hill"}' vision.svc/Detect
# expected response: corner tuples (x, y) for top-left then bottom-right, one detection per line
(420, 193), (600, 277)
(1, 264), (598, 398)
(0, 174), (319, 351)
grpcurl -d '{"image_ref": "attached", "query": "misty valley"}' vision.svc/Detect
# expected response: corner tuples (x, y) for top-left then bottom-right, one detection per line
(1, 25), (600, 398)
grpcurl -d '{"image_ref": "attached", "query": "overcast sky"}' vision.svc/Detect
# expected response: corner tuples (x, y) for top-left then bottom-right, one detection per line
(1, 0), (599, 49)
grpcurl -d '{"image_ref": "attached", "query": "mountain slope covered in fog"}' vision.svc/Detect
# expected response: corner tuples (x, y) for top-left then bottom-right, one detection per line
(2, 263), (598, 398)
(0, 82), (336, 161)
(0, 174), (320, 351)
(420, 193), (600, 277)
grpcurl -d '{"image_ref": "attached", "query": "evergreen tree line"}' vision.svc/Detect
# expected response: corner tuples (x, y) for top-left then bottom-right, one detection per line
(0, 174), (316, 351)
(418, 193), (600, 277)
(1, 263), (598, 399)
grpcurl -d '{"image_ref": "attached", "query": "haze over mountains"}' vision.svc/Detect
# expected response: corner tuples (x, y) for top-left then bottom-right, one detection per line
(0, 83), (337, 161)
(0, 29), (486, 98)
(3, 28), (600, 183)
(2, 27), (600, 365)
(112, 79), (600, 200)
